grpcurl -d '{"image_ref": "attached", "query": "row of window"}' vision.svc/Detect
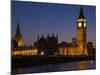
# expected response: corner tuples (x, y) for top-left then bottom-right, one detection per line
(12, 49), (38, 56)
(59, 47), (85, 55)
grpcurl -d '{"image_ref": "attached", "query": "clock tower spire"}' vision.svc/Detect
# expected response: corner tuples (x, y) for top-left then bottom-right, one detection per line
(78, 6), (85, 19)
(77, 6), (87, 55)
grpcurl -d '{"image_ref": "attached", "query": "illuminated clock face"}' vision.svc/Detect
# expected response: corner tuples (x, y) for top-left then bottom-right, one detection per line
(84, 23), (86, 27)
(78, 22), (82, 27)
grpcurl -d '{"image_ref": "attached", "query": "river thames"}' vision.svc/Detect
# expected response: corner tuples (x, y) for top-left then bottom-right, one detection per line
(12, 60), (96, 74)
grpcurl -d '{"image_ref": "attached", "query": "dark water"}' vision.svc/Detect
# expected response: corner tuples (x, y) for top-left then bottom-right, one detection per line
(12, 60), (96, 74)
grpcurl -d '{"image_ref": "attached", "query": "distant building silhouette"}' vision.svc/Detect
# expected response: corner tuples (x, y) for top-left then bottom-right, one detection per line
(37, 34), (58, 55)
(87, 42), (93, 56)
(72, 37), (77, 47)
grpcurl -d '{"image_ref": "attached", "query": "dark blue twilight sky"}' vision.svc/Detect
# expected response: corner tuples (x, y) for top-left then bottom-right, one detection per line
(11, 1), (96, 47)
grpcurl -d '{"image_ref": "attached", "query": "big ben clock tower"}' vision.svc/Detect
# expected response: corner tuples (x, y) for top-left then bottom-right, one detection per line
(77, 6), (87, 55)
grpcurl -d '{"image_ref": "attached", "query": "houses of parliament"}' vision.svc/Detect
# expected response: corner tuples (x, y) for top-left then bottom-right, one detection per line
(12, 6), (90, 57)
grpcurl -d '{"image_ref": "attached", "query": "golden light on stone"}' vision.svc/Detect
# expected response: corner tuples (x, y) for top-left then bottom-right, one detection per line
(77, 18), (86, 22)
(12, 49), (38, 56)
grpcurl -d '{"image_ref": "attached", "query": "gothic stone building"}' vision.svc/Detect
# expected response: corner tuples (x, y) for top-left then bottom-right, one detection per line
(12, 6), (88, 57)
(59, 6), (88, 56)
(36, 34), (58, 55)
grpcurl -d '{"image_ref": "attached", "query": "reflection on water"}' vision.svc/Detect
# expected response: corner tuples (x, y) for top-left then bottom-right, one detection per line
(12, 60), (96, 74)
(78, 61), (87, 70)
(15, 68), (22, 74)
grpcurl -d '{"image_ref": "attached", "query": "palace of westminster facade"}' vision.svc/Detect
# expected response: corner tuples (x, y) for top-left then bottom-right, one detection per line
(11, 6), (88, 56)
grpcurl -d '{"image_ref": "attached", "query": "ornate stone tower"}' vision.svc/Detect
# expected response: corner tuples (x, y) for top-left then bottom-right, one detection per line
(14, 22), (23, 47)
(77, 6), (87, 55)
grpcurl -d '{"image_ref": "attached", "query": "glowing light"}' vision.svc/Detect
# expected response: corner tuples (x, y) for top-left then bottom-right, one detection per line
(78, 22), (82, 27)
(12, 49), (38, 56)
(41, 51), (44, 55)
(84, 22), (86, 27)
(77, 18), (86, 22)
(55, 52), (57, 55)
